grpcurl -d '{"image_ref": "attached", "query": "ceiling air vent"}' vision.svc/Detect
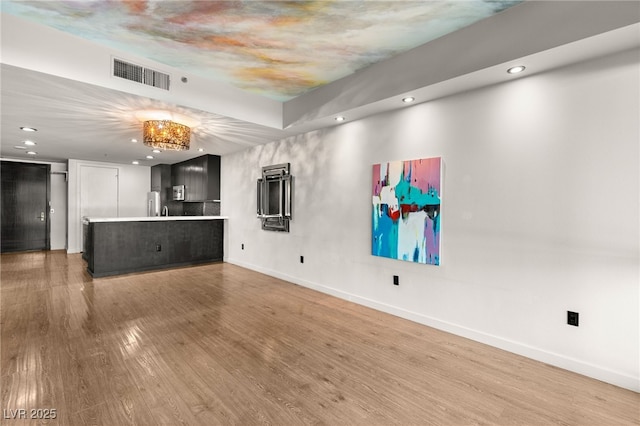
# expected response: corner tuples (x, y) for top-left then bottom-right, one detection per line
(113, 58), (143, 83)
(144, 67), (170, 90)
(113, 58), (170, 90)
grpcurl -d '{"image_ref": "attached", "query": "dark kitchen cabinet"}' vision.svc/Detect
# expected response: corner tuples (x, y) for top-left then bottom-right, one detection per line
(171, 162), (185, 189)
(152, 164), (182, 215)
(186, 160), (203, 201)
(84, 218), (224, 277)
(171, 154), (220, 201)
(151, 163), (171, 202)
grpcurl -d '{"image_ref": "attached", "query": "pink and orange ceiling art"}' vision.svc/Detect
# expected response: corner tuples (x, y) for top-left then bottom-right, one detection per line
(2, 0), (523, 100)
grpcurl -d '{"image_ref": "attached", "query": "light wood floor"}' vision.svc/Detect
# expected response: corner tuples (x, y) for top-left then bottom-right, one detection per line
(1, 251), (638, 425)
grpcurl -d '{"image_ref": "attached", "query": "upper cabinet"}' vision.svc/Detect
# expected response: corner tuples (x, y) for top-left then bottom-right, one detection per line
(151, 163), (171, 202)
(171, 154), (220, 202)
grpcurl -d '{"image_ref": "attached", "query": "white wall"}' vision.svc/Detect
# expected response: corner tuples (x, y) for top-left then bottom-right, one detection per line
(221, 48), (639, 391)
(67, 159), (150, 253)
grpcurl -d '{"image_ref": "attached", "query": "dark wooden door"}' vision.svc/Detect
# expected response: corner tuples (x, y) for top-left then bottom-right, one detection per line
(1, 161), (50, 252)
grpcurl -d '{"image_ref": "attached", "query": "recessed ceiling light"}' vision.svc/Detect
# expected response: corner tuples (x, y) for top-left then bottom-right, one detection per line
(335, 116), (345, 122)
(132, 161), (139, 165)
(23, 140), (36, 146)
(14, 146), (27, 150)
(198, 148), (204, 152)
(507, 65), (526, 74)
(152, 149), (161, 153)
(402, 96), (415, 103)
(131, 138), (138, 143)
(27, 151), (37, 155)
(146, 155), (154, 159)
(20, 126), (37, 132)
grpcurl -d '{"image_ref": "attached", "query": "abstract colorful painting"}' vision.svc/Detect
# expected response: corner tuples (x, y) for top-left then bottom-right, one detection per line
(2, 1), (523, 100)
(372, 157), (441, 265)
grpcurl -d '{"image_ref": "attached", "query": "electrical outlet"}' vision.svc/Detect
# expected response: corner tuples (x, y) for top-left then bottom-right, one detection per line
(567, 311), (579, 327)
(156, 244), (161, 252)
(300, 255), (304, 264)
(393, 275), (399, 286)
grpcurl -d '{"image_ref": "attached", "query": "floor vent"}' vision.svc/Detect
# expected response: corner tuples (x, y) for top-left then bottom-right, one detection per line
(113, 58), (170, 90)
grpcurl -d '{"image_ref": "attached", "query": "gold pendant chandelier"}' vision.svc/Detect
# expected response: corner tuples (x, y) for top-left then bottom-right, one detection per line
(143, 120), (190, 151)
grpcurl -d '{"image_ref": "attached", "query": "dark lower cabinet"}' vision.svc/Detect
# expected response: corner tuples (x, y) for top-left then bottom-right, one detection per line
(84, 219), (224, 277)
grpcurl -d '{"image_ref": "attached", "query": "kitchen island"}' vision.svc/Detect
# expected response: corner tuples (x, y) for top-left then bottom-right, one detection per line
(83, 216), (227, 277)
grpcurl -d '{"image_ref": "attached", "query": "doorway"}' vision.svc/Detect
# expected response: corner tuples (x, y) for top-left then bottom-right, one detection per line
(1, 161), (51, 252)
(79, 165), (118, 251)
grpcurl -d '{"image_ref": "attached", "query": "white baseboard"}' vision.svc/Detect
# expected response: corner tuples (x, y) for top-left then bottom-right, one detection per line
(227, 257), (639, 393)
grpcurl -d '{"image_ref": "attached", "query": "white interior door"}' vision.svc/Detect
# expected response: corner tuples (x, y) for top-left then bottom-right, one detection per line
(80, 165), (118, 250)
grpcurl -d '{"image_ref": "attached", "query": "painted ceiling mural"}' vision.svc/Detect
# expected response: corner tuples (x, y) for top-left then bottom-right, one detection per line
(2, 0), (523, 100)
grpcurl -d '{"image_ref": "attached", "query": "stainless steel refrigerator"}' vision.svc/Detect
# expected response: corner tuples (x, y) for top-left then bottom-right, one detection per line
(147, 191), (160, 216)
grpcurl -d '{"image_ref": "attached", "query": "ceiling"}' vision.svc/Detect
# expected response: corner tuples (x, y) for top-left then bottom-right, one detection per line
(1, 1), (639, 167)
(1, 0), (522, 101)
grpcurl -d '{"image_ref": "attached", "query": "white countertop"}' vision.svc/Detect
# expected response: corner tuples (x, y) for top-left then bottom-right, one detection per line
(84, 216), (228, 223)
